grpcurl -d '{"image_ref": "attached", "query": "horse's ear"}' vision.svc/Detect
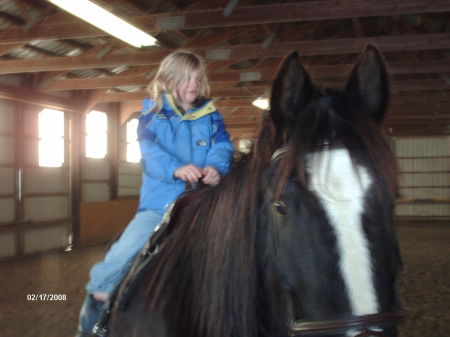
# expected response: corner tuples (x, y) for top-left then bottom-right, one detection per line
(345, 44), (389, 125)
(270, 51), (314, 128)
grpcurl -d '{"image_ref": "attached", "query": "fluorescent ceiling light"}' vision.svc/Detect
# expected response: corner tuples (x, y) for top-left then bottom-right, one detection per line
(47, 0), (157, 48)
(252, 97), (269, 110)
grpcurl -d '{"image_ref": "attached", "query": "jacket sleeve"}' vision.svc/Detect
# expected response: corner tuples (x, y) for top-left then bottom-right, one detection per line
(205, 111), (234, 175)
(138, 112), (184, 183)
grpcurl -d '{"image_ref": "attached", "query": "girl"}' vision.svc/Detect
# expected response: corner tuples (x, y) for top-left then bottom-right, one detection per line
(76, 50), (234, 337)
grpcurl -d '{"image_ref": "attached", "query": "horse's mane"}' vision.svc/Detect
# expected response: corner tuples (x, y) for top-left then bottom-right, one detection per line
(140, 152), (263, 337)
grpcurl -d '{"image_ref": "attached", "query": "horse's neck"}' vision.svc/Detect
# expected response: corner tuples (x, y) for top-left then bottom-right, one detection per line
(307, 148), (379, 316)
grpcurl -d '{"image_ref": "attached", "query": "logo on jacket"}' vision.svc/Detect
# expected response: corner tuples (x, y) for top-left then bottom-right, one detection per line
(196, 140), (208, 146)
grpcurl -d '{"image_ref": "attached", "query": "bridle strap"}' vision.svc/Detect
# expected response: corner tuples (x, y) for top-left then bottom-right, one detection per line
(271, 146), (288, 162)
(290, 311), (404, 336)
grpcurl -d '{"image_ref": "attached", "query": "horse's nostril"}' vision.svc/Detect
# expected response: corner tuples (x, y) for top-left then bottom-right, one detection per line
(273, 200), (289, 215)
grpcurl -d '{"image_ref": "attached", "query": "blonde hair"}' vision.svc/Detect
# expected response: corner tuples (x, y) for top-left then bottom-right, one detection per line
(147, 50), (210, 113)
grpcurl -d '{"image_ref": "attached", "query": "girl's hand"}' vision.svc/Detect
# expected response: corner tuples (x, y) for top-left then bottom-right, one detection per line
(174, 164), (203, 183)
(202, 166), (220, 186)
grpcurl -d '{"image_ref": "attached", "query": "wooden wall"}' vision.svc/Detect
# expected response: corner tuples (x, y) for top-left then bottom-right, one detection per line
(79, 199), (138, 247)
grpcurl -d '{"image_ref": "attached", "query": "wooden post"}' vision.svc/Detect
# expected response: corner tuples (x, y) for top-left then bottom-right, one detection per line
(14, 103), (24, 257)
(108, 103), (120, 201)
(70, 108), (82, 248)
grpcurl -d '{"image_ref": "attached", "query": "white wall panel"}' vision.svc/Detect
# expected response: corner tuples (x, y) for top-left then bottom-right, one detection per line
(400, 188), (450, 200)
(82, 183), (110, 202)
(118, 187), (140, 197)
(24, 167), (69, 193)
(0, 232), (15, 258)
(24, 196), (69, 221)
(398, 158), (448, 172)
(395, 138), (449, 156)
(0, 167), (14, 194)
(118, 162), (141, 197)
(22, 109), (38, 137)
(0, 101), (15, 133)
(0, 198), (14, 222)
(394, 137), (450, 217)
(22, 138), (38, 166)
(0, 137), (14, 164)
(396, 204), (450, 217)
(401, 173), (449, 186)
(118, 162), (141, 175)
(22, 109), (39, 166)
(82, 158), (110, 180)
(118, 174), (141, 188)
(23, 225), (69, 253)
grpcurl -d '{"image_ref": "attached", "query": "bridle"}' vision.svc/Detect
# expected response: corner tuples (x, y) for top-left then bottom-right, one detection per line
(289, 311), (404, 336)
(272, 195), (404, 337)
(274, 192), (404, 336)
(270, 145), (405, 337)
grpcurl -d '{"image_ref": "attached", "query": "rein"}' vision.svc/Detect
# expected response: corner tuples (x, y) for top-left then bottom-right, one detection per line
(290, 311), (404, 336)
(271, 146), (288, 162)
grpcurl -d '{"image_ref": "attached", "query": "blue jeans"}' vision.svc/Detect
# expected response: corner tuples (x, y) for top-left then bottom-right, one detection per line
(76, 294), (105, 337)
(77, 209), (163, 335)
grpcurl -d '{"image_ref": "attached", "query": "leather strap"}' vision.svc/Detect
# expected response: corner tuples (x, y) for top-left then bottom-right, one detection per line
(290, 311), (404, 336)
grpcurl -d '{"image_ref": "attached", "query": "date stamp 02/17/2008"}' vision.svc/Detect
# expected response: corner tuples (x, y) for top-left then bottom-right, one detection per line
(26, 294), (67, 301)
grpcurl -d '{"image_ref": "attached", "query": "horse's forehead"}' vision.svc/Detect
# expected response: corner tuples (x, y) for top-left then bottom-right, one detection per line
(317, 89), (344, 107)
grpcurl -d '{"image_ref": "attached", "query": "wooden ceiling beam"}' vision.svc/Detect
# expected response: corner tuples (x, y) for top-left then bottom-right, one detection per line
(93, 86), (267, 103)
(43, 77), (450, 97)
(391, 92), (450, 104)
(388, 102), (450, 112)
(228, 129), (259, 140)
(0, 11), (26, 26)
(0, 42), (24, 56)
(221, 108), (263, 116)
(215, 98), (259, 109)
(39, 58), (450, 91)
(277, 22), (318, 42)
(12, 0), (31, 22)
(1, 0), (449, 44)
(93, 87), (450, 104)
(387, 113), (450, 120)
(2, 32), (450, 74)
(222, 113), (450, 125)
(96, 90), (147, 102)
(392, 78), (450, 92)
(184, 27), (254, 48)
(0, 83), (77, 111)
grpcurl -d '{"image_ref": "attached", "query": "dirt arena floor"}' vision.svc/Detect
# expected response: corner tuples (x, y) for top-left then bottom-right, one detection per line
(0, 219), (448, 337)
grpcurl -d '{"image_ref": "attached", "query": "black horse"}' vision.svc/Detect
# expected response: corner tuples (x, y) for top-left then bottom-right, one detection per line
(104, 45), (402, 337)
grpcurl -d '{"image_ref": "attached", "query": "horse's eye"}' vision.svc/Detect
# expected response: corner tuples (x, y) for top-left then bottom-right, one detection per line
(273, 200), (289, 215)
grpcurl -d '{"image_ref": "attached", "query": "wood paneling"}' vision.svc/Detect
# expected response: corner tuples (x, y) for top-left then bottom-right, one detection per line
(79, 199), (138, 247)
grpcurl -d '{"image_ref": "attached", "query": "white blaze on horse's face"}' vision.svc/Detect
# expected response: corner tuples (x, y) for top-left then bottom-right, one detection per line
(307, 148), (379, 318)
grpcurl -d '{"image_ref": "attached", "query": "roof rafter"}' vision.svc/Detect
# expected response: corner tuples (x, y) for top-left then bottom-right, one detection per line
(0, 0), (450, 44)
(1, 33), (450, 74)
(39, 59), (450, 91)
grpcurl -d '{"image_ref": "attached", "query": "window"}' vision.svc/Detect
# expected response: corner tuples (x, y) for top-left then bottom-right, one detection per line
(126, 118), (140, 163)
(86, 110), (107, 158)
(39, 108), (64, 167)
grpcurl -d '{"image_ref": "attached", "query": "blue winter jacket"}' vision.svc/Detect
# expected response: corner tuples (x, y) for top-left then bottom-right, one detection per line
(137, 94), (234, 214)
